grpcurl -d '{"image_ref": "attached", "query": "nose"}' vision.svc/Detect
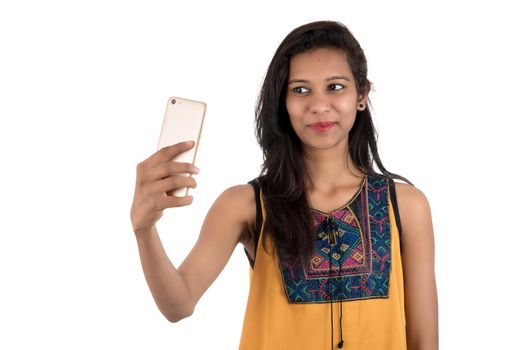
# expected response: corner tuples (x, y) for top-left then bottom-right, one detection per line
(308, 94), (332, 114)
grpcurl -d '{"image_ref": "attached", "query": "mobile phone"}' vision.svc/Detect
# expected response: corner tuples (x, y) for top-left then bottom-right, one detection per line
(157, 96), (207, 197)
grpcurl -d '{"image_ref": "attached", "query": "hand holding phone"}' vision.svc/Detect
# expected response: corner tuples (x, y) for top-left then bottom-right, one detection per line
(131, 141), (200, 235)
(157, 96), (206, 197)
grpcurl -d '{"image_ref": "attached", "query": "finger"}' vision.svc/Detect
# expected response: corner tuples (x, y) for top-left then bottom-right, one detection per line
(154, 174), (197, 194)
(162, 194), (194, 208)
(145, 141), (195, 168)
(149, 161), (200, 181)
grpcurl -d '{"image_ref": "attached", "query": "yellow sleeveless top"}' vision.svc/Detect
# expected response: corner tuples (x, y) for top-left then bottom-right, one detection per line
(239, 175), (406, 350)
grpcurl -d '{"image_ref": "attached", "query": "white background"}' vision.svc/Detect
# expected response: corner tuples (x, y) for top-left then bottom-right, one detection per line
(1, 0), (522, 349)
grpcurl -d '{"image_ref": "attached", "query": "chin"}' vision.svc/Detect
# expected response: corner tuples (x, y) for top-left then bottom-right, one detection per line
(304, 139), (346, 152)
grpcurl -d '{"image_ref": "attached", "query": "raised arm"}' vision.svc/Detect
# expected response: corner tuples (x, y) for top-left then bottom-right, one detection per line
(130, 141), (255, 322)
(395, 182), (439, 350)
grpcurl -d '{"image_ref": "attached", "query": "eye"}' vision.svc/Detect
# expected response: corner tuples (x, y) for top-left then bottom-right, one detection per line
(328, 83), (345, 91)
(292, 86), (309, 94)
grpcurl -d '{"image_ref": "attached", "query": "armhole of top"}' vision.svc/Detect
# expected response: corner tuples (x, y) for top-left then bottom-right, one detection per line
(245, 178), (262, 268)
(388, 178), (403, 243)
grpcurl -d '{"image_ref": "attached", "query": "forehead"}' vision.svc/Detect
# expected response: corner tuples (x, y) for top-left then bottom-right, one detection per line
(288, 47), (352, 79)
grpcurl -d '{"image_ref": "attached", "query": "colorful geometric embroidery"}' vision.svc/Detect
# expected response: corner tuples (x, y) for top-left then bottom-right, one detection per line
(278, 175), (392, 304)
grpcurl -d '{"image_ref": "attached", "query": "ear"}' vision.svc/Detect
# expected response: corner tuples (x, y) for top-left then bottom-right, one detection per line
(357, 93), (369, 111)
(357, 81), (371, 111)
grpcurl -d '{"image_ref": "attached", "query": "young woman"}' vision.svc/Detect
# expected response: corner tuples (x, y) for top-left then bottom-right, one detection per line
(131, 21), (438, 350)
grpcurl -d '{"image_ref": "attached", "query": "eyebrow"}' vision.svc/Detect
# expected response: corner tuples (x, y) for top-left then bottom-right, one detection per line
(288, 76), (351, 84)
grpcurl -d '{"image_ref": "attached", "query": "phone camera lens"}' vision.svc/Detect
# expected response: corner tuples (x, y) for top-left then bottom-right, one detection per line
(171, 98), (177, 104)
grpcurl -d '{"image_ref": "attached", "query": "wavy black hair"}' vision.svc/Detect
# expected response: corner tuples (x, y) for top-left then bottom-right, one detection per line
(255, 20), (412, 264)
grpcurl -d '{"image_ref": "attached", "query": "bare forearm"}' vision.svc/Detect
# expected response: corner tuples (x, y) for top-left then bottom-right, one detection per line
(135, 226), (194, 322)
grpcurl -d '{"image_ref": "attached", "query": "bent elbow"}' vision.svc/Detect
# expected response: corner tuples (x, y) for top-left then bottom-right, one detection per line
(165, 314), (183, 323)
(164, 305), (194, 323)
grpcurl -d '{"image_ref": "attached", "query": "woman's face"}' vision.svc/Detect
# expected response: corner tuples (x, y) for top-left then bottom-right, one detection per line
(285, 47), (367, 153)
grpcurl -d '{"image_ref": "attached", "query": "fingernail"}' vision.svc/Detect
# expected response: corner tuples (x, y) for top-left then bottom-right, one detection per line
(193, 166), (200, 173)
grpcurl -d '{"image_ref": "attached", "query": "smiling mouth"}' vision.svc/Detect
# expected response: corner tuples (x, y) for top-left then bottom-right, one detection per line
(309, 122), (335, 132)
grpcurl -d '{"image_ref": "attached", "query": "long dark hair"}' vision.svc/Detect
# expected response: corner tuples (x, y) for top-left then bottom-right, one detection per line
(255, 20), (412, 264)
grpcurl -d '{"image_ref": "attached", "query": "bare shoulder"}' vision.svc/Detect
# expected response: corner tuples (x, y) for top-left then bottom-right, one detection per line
(391, 181), (439, 345)
(392, 181), (433, 241)
(393, 181), (430, 209)
(216, 183), (256, 206)
(209, 184), (256, 243)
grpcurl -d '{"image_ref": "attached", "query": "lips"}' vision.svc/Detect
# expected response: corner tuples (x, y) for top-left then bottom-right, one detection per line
(309, 122), (335, 132)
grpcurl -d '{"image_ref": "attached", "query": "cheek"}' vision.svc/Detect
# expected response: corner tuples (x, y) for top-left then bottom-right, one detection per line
(285, 99), (301, 128)
(337, 100), (358, 120)
(285, 98), (299, 117)
(335, 95), (357, 110)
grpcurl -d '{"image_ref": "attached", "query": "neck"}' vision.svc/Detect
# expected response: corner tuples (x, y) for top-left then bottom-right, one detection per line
(302, 141), (365, 192)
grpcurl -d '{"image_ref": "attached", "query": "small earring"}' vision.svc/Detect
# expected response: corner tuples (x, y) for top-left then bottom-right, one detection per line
(358, 103), (365, 110)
